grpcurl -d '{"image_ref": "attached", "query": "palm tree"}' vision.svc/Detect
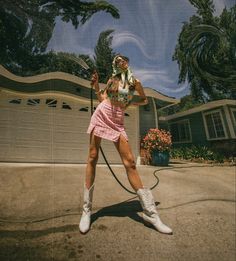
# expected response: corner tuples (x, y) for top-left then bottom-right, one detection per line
(173, 0), (236, 101)
(0, 0), (119, 74)
(94, 30), (116, 83)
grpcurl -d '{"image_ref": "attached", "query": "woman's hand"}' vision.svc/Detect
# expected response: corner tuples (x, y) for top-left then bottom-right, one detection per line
(91, 71), (99, 87)
(91, 71), (104, 102)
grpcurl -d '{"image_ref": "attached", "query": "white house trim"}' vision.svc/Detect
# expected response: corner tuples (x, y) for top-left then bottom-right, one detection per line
(223, 105), (236, 139)
(0, 65), (179, 104)
(151, 97), (158, 128)
(230, 107), (236, 126)
(202, 109), (228, 141)
(160, 99), (236, 121)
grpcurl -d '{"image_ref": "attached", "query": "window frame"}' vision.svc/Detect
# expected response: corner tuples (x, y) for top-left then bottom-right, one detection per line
(202, 109), (228, 140)
(168, 119), (192, 144)
(229, 107), (236, 137)
(230, 108), (236, 126)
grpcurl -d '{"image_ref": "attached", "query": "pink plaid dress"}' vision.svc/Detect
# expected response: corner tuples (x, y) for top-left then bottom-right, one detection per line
(87, 100), (128, 142)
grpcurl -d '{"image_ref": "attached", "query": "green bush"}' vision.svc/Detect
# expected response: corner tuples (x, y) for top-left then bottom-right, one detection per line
(170, 145), (224, 163)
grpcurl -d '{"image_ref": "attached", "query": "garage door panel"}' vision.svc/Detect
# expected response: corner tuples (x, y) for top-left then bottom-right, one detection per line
(52, 117), (89, 125)
(0, 93), (138, 163)
(52, 148), (87, 162)
(52, 126), (86, 133)
(0, 108), (18, 121)
(53, 141), (87, 148)
(0, 139), (12, 145)
(6, 147), (52, 161)
(16, 128), (51, 141)
(0, 127), (16, 140)
(0, 146), (12, 160)
(19, 116), (52, 125)
(15, 140), (51, 148)
(52, 132), (87, 142)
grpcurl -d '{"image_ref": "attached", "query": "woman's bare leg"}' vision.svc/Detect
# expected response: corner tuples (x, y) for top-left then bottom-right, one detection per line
(85, 132), (101, 189)
(114, 135), (143, 191)
(113, 135), (172, 234)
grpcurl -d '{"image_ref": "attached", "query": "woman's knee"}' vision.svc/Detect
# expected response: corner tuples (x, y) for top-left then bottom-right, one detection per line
(87, 149), (99, 165)
(123, 156), (136, 170)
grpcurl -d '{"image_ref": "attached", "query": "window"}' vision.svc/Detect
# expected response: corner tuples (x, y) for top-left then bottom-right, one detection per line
(27, 99), (40, 106)
(169, 119), (191, 143)
(9, 99), (21, 104)
(79, 106), (88, 112)
(62, 102), (72, 110)
(203, 110), (226, 140)
(46, 99), (57, 108)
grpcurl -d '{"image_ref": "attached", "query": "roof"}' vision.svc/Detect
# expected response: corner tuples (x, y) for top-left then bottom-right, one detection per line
(0, 65), (179, 105)
(142, 87), (179, 104)
(160, 99), (236, 121)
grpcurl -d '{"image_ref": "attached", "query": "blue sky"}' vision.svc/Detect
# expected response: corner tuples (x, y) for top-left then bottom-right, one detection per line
(47, 0), (235, 98)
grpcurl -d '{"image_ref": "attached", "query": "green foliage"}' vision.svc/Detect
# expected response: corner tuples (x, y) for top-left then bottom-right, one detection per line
(173, 0), (236, 101)
(94, 30), (116, 83)
(5, 51), (94, 80)
(171, 94), (204, 114)
(189, 0), (215, 22)
(170, 145), (225, 163)
(4, 28), (118, 82)
(0, 0), (119, 73)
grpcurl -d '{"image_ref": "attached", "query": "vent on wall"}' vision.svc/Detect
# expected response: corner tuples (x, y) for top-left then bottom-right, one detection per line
(27, 99), (40, 106)
(9, 99), (22, 104)
(62, 102), (72, 110)
(46, 99), (57, 108)
(79, 106), (88, 112)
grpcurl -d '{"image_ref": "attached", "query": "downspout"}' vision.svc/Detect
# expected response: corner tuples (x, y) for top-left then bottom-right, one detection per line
(152, 97), (158, 128)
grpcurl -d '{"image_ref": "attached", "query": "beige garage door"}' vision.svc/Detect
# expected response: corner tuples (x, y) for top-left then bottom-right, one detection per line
(0, 90), (139, 163)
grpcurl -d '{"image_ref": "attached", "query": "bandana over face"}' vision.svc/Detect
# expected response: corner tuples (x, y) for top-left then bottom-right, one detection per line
(112, 55), (135, 87)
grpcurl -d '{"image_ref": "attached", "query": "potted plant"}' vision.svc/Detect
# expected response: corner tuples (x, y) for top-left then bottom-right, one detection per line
(141, 128), (172, 166)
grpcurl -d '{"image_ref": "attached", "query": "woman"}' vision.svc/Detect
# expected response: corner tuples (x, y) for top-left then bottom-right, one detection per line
(79, 54), (172, 235)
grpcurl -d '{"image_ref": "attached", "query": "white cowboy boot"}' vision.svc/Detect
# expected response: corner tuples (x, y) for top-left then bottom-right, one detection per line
(137, 188), (173, 234)
(79, 184), (94, 234)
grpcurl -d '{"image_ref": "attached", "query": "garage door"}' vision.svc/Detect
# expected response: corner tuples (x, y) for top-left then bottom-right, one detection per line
(0, 90), (139, 163)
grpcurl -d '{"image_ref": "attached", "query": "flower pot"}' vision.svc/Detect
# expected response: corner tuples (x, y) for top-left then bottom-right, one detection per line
(151, 150), (170, 166)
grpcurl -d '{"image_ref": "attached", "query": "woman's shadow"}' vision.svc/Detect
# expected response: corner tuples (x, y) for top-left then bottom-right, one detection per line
(91, 198), (160, 230)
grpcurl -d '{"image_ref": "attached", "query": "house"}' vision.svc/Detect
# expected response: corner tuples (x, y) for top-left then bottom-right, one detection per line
(159, 99), (236, 156)
(0, 65), (179, 164)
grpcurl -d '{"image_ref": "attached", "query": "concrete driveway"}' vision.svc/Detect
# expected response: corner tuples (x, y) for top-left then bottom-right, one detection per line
(0, 162), (235, 261)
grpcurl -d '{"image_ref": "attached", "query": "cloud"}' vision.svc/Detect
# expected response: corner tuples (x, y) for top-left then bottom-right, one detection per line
(132, 66), (189, 96)
(112, 31), (159, 60)
(47, 17), (95, 56)
(158, 82), (189, 94)
(133, 67), (173, 82)
(213, 0), (233, 15)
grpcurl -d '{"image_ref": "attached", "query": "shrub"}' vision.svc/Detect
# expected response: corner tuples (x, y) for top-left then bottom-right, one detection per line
(141, 128), (172, 164)
(141, 128), (172, 153)
(170, 145), (225, 163)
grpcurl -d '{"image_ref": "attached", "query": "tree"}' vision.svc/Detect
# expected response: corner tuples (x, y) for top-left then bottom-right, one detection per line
(18, 51), (93, 80)
(4, 28), (117, 83)
(94, 29), (116, 83)
(177, 94), (203, 112)
(173, 0), (236, 101)
(0, 0), (119, 74)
